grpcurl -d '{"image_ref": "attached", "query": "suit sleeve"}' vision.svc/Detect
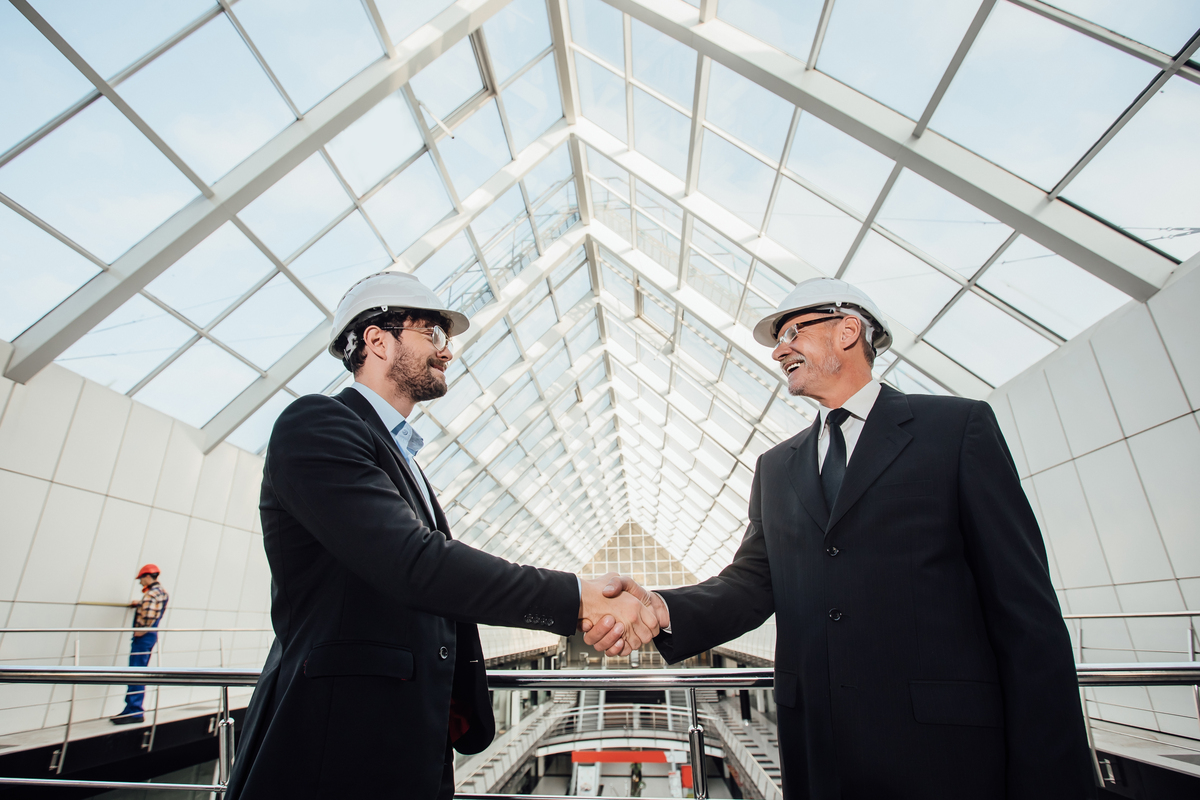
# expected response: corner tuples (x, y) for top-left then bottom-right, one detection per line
(654, 459), (775, 663)
(958, 401), (1095, 799)
(266, 395), (579, 637)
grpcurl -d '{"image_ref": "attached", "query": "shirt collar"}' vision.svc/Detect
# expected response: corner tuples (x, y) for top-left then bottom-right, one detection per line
(819, 379), (882, 428)
(350, 382), (423, 457)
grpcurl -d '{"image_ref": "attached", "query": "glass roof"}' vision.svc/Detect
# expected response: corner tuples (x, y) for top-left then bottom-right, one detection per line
(2, 0), (1195, 578)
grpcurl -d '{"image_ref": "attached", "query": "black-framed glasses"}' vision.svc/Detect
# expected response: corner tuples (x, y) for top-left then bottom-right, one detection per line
(380, 325), (452, 353)
(775, 316), (844, 346)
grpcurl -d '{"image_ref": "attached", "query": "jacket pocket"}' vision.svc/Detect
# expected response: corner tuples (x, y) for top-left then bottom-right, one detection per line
(773, 670), (799, 708)
(303, 641), (414, 680)
(910, 680), (1002, 728)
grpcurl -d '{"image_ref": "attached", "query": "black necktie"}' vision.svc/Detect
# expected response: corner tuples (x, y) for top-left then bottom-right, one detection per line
(822, 408), (852, 512)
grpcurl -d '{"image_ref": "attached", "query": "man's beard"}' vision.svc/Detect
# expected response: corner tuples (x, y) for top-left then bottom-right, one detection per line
(787, 344), (843, 398)
(387, 346), (447, 403)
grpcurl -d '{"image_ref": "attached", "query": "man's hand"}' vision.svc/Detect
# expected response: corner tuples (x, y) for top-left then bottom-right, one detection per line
(578, 573), (661, 655)
(581, 575), (671, 657)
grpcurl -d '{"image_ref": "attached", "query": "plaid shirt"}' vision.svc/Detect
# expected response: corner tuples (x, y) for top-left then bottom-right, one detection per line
(134, 583), (169, 629)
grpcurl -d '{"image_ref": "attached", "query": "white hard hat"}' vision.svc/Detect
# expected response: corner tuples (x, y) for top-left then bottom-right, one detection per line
(327, 271), (469, 360)
(753, 277), (892, 354)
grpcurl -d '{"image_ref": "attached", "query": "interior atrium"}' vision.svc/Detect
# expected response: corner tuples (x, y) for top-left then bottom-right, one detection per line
(1, 0), (1198, 797)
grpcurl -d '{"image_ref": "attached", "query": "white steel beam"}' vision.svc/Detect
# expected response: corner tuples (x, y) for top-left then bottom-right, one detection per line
(601, 0), (1177, 300)
(5, 0), (514, 385)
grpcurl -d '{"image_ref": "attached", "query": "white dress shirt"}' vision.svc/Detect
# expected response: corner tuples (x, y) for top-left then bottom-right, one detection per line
(350, 382), (436, 520)
(816, 380), (882, 473)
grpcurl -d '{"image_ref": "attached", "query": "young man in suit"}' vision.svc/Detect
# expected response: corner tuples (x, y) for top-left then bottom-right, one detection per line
(228, 272), (658, 799)
(585, 278), (1095, 799)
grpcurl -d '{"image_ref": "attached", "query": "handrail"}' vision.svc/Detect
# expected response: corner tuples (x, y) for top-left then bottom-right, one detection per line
(1063, 611), (1200, 619)
(2, 663), (1199, 687)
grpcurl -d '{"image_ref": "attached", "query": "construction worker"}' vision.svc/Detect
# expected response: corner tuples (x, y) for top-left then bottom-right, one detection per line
(112, 564), (169, 725)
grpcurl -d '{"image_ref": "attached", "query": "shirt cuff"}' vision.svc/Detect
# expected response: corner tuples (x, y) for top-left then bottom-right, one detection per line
(656, 592), (672, 635)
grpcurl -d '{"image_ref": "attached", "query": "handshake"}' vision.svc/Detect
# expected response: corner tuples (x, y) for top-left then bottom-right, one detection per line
(577, 573), (672, 657)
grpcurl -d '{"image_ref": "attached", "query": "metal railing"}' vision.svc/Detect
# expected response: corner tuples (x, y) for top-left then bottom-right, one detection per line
(1, 664), (1198, 798)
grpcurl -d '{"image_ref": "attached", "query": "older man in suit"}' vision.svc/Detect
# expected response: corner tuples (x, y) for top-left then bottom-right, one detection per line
(228, 272), (658, 799)
(586, 278), (1094, 799)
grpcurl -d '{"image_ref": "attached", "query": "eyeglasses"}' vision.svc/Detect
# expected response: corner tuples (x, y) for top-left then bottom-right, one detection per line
(380, 325), (452, 353)
(775, 315), (844, 346)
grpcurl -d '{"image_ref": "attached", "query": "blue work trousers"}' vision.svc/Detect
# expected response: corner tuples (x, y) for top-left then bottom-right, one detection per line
(119, 631), (158, 719)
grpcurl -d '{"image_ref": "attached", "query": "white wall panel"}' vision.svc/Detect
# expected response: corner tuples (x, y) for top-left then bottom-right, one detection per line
(172, 519), (224, 611)
(1091, 304), (1189, 437)
(1075, 443), (1174, 585)
(1005, 372), (1070, 474)
(1127, 415), (1200, 580)
(191, 444), (238, 524)
(53, 382), (132, 494)
(0, 365), (82, 480)
(1043, 343), (1123, 458)
(0, 471), (50, 601)
(1148, 259), (1200, 410)
(107, 404), (173, 505)
(224, 450), (264, 532)
(154, 423), (205, 515)
(16, 484), (105, 604)
(988, 394), (1028, 479)
(77, 498), (152, 604)
(139, 508), (192, 587)
(1030, 463), (1111, 590)
(208, 527), (253, 613)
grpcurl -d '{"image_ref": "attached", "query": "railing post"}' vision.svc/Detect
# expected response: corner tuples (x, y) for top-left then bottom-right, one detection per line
(1077, 629), (1106, 787)
(217, 686), (234, 786)
(55, 639), (80, 775)
(1189, 623), (1199, 734)
(686, 687), (708, 800)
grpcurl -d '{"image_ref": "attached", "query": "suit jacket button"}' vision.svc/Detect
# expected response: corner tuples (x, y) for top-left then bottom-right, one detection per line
(439, 646), (449, 660)
(826, 545), (839, 557)
(524, 614), (536, 624)
(828, 609), (843, 622)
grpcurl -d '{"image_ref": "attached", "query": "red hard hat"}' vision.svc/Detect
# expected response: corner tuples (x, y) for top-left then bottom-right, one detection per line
(136, 564), (160, 578)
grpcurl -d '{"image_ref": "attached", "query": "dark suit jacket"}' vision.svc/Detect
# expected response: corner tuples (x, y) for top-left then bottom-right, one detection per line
(655, 385), (1094, 800)
(227, 388), (579, 799)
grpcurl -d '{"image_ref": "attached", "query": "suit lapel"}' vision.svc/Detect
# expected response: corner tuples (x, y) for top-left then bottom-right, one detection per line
(786, 415), (830, 531)
(826, 385), (913, 534)
(335, 388), (440, 530)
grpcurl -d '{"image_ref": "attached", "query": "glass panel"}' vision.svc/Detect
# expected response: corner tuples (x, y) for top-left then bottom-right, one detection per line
(0, 98), (197, 264)
(687, 252), (742, 317)
(462, 318), (508, 364)
(567, 0), (625, 70)
(637, 213), (681, 271)
(287, 211), (392, 310)
(568, 316), (601, 361)
(841, 232), (959, 332)
(146, 221), (274, 326)
(499, 374), (539, 422)
(118, 13), (295, 183)
(787, 112), (893, 215)
(586, 147), (630, 196)
(415, 232), (475, 293)
(485, 0), (552, 84)
(55, 294), (194, 392)
(363, 153), (454, 254)
(535, 182), (580, 247)
(440, 100), (513, 198)
(470, 334), (521, 386)
(210, 273), (325, 369)
(227, 390), (293, 454)
(239, 153), (351, 260)
(884, 358), (951, 396)
(876, 170), (1011, 278)
(1048, 0), (1200, 55)
(524, 144), (573, 204)
(601, 260), (635, 312)
(554, 261), (593, 312)
(978, 236), (1129, 339)
(441, 262), (494, 316)
(0, 3), (94, 155)
(930, 2), (1158, 190)
(472, 188), (526, 253)
(428, 372), (482, 424)
(592, 179), (633, 243)
(699, 130), (776, 230)
(1065, 76), (1200, 262)
(751, 262), (792, 304)
(819, 0), (981, 120)
(134, 339), (260, 428)
(287, 353), (346, 395)
(516, 297), (560, 346)
(575, 52), (627, 142)
(631, 18), (696, 108)
(410, 36), (483, 123)
(640, 284), (677, 333)
(0, 204), (102, 341)
(636, 182), (684, 237)
(691, 219), (750, 279)
(715, 0), (820, 63)
(503, 53), (564, 153)
(706, 61), (792, 160)
(924, 291), (1056, 387)
(768, 177), (860, 274)
(325, 91), (424, 196)
(375, 0), (454, 46)
(484, 217), (538, 285)
(29, 0), (212, 79)
(232, 0), (381, 113)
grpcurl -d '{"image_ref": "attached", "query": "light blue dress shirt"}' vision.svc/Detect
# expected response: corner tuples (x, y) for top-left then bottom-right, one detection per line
(350, 383), (436, 520)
